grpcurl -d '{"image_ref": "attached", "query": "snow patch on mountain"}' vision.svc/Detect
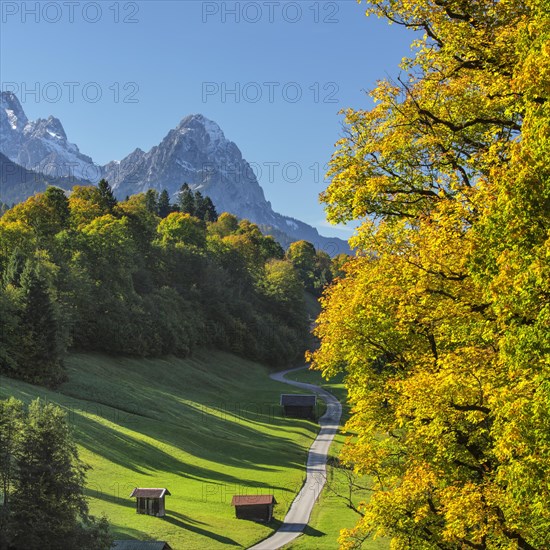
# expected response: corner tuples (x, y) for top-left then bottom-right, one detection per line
(176, 159), (197, 172)
(6, 110), (19, 130)
(286, 219), (299, 230)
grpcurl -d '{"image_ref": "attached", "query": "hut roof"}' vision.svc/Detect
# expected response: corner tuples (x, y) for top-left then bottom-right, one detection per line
(111, 542), (172, 550)
(280, 394), (317, 406)
(129, 488), (171, 499)
(231, 495), (277, 506)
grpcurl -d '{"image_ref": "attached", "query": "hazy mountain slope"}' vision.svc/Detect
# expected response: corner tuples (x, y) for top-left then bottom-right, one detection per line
(0, 152), (88, 205)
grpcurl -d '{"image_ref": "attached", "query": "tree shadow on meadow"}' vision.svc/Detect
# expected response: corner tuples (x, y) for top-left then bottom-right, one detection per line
(161, 511), (240, 546)
(70, 394), (315, 480)
(72, 410), (285, 487)
(302, 524), (326, 537)
(108, 525), (155, 542)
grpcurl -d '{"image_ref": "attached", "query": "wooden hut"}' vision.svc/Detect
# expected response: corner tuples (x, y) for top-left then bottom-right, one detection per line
(129, 488), (171, 517)
(280, 394), (317, 419)
(112, 543), (172, 550)
(231, 495), (277, 522)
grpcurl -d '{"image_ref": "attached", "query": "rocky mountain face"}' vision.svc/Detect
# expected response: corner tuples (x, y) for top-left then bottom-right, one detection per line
(104, 115), (274, 221)
(0, 92), (99, 182)
(0, 92), (349, 255)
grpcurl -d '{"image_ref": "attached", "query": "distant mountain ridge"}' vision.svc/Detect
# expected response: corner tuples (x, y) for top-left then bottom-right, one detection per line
(0, 92), (350, 255)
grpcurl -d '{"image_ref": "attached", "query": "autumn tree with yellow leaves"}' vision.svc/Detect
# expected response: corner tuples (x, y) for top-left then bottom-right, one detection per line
(309, 1), (550, 548)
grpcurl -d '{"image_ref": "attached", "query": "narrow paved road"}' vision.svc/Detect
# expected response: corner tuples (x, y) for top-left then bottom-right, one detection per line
(249, 367), (342, 550)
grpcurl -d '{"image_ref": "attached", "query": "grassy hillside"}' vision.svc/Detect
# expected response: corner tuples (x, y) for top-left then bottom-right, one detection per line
(0, 351), (321, 549)
(283, 368), (389, 550)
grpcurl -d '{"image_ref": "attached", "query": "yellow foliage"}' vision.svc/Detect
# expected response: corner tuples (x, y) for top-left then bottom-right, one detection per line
(312, 0), (550, 547)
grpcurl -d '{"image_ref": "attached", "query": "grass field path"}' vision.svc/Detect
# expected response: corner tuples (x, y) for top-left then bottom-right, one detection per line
(249, 367), (342, 550)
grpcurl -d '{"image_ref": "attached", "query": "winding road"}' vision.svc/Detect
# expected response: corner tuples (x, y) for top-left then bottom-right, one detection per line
(249, 367), (342, 550)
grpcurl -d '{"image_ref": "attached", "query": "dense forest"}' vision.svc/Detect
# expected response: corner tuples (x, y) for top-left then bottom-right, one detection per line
(0, 181), (336, 387)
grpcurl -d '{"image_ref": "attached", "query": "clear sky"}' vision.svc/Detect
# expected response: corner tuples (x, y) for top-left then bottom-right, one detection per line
(1, 0), (413, 237)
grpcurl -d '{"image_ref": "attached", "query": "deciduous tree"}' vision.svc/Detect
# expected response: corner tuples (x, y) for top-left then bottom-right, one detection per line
(309, 1), (550, 548)
(157, 212), (206, 248)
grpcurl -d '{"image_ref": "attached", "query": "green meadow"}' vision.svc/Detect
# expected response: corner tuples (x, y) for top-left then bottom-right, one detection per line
(0, 350), (321, 549)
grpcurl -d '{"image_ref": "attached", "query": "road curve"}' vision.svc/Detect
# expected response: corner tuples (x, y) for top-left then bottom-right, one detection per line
(249, 367), (342, 550)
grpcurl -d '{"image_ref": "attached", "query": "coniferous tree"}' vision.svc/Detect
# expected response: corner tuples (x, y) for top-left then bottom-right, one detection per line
(178, 183), (196, 215)
(97, 179), (117, 212)
(5, 399), (111, 550)
(19, 262), (63, 386)
(0, 398), (23, 517)
(194, 191), (207, 220)
(158, 190), (171, 218)
(0, 399), (22, 550)
(0, 287), (20, 379)
(202, 196), (218, 222)
(43, 187), (70, 231)
(2, 248), (26, 288)
(144, 189), (159, 214)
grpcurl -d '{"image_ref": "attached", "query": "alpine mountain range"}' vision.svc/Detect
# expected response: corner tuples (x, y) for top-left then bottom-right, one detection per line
(0, 92), (349, 255)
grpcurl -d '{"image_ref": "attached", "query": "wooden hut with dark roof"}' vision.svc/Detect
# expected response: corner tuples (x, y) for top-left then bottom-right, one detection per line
(129, 488), (170, 517)
(280, 394), (317, 419)
(231, 494), (277, 522)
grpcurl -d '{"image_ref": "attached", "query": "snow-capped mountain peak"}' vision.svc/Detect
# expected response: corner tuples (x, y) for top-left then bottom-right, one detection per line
(0, 92), (98, 181)
(175, 114), (226, 153)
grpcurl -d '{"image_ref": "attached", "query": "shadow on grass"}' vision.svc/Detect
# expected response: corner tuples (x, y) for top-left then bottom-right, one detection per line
(233, 517), (286, 536)
(168, 510), (207, 526)
(303, 524), (326, 537)
(59, 353), (320, 472)
(86, 486), (136, 508)
(92, 494), (240, 546)
(109, 525), (153, 541)
(162, 513), (240, 546)
(71, 391), (315, 480)
(73, 411), (299, 494)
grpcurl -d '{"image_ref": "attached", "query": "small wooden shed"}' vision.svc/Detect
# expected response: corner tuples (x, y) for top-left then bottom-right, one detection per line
(231, 495), (277, 523)
(130, 488), (171, 517)
(231, 494), (277, 522)
(280, 394), (317, 419)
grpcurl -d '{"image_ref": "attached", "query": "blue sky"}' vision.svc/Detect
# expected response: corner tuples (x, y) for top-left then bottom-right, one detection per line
(1, 1), (413, 237)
